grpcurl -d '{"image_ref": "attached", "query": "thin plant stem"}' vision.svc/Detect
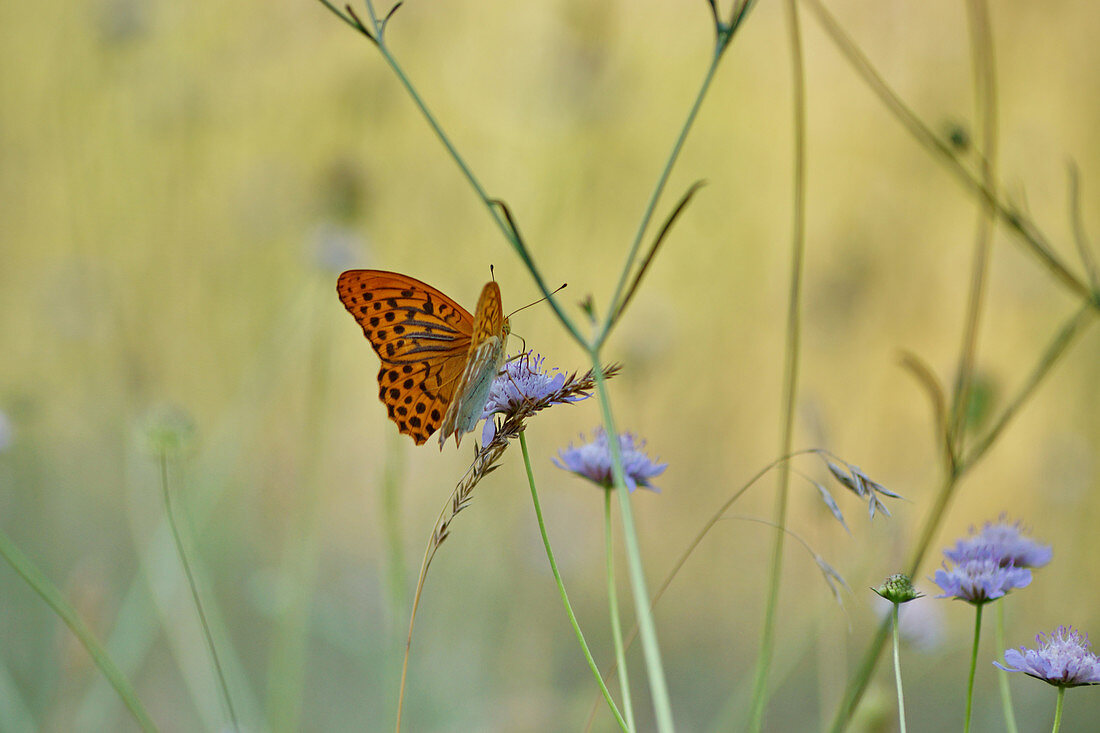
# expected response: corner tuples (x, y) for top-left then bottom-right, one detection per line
(748, 0), (807, 729)
(591, 359), (675, 732)
(892, 604), (907, 733)
(1051, 686), (1066, 733)
(598, 53), (721, 345)
(605, 488), (636, 732)
(964, 603), (985, 733)
(0, 529), (158, 732)
(160, 453), (240, 731)
(518, 431), (629, 732)
(994, 602), (1019, 733)
(950, 0), (999, 451)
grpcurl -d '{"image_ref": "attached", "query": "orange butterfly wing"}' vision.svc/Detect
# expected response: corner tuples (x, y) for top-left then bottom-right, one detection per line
(337, 270), (475, 445)
(437, 281), (511, 448)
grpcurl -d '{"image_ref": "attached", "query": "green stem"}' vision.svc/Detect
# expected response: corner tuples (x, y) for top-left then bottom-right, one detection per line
(0, 529), (158, 732)
(599, 50), (722, 344)
(892, 604), (907, 733)
(964, 603), (984, 733)
(591, 360), (676, 732)
(606, 489), (636, 732)
(518, 431), (628, 732)
(160, 453), (240, 731)
(994, 602), (1018, 733)
(345, 0), (584, 346)
(1051, 686), (1066, 733)
(748, 1), (807, 728)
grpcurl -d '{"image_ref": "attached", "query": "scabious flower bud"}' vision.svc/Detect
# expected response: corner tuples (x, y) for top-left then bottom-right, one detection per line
(872, 573), (922, 604)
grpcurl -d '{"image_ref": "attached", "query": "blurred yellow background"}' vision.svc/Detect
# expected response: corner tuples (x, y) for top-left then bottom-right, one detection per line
(1, 0), (1098, 730)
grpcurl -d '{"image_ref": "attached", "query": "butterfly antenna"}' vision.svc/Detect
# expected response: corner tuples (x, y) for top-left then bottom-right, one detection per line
(506, 283), (567, 319)
(489, 264), (495, 283)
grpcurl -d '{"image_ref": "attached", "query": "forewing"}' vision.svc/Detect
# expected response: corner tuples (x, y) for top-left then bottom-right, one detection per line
(469, 281), (506, 349)
(338, 270), (475, 445)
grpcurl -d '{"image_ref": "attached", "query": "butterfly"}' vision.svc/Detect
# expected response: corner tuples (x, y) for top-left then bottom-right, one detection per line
(337, 270), (511, 448)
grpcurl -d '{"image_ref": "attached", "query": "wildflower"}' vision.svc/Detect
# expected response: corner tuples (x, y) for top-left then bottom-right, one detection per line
(553, 428), (666, 492)
(482, 352), (588, 417)
(995, 627), (1100, 687)
(933, 544), (1031, 604)
(873, 574), (922, 605)
(944, 516), (1052, 569)
(479, 353), (611, 447)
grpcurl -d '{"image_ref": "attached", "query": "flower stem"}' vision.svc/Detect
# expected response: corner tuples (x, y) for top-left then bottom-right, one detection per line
(964, 603), (984, 733)
(994, 602), (1018, 733)
(160, 453), (240, 731)
(518, 431), (628, 732)
(748, 1), (807, 728)
(605, 489), (636, 732)
(892, 604), (907, 733)
(1051, 686), (1065, 733)
(591, 360), (676, 732)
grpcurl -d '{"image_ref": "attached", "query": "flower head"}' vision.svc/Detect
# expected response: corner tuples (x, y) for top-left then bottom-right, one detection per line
(873, 573), (922, 604)
(943, 516), (1052, 569)
(479, 353), (613, 447)
(553, 427), (666, 492)
(995, 626), (1100, 687)
(482, 352), (588, 418)
(933, 544), (1031, 604)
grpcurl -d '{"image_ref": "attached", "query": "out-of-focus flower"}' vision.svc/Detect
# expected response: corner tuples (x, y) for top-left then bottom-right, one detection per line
(873, 573), (922, 604)
(138, 404), (196, 457)
(479, 354), (613, 447)
(995, 626), (1100, 687)
(944, 516), (1052, 569)
(553, 427), (666, 492)
(933, 544), (1031, 604)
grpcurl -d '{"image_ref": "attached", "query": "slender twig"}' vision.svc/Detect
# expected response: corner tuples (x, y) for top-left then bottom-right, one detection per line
(1067, 163), (1100, 292)
(592, 361), (675, 732)
(1051, 686), (1066, 733)
(607, 181), (706, 336)
(892, 604), (907, 733)
(605, 489), (636, 732)
(994, 602), (1019, 733)
(949, 0), (999, 451)
(160, 454), (239, 731)
(964, 604), (985, 733)
(519, 432), (629, 731)
(748, 0), (807, 728)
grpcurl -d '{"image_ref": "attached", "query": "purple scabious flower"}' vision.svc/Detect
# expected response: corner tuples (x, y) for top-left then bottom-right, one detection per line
(994, 626), (1100, 687)
(481, 352), (587, 418)
(479, 352), (595, 446)
(933, 544), (1031, 604)
(943, 516), (1052, 569)
(553, 428), (666, 492)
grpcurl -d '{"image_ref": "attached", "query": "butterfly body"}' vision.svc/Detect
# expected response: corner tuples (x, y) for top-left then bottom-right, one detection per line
(337, 270), (509, 448)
